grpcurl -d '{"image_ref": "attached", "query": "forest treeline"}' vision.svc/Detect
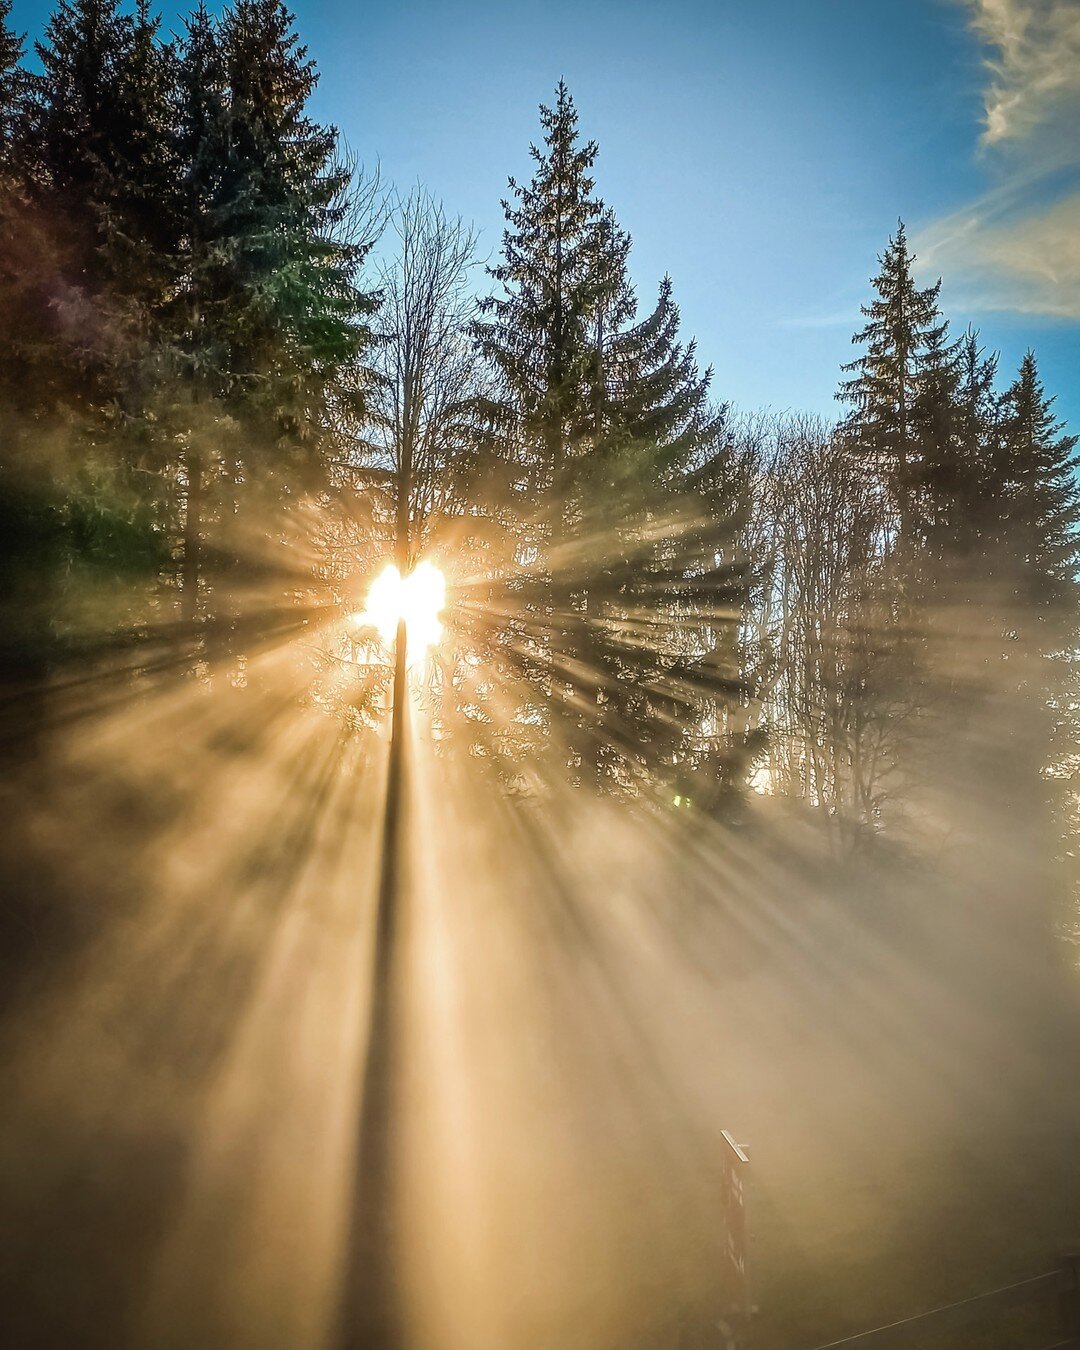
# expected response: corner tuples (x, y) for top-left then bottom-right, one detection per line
(0, 0), (1077, 895)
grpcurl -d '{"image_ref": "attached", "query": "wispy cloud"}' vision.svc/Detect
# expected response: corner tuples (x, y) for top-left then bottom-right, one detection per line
(920, 191), (1080, 316)
(915, 0), (1080, 318)
(964, 0), (1080, 144)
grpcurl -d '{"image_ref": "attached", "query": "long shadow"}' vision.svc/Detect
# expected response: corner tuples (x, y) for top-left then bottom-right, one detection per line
(0, 712), (361, 1350)
(336, 622), (410, 1350)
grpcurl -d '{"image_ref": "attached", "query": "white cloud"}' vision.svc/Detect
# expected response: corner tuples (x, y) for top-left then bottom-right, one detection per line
(963, 0), (1080, 144)
(919, 191), (1080, 316)
(913, 1), (1080, 318)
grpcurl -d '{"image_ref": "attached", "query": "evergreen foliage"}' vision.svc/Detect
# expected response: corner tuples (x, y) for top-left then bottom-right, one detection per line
(0, 4), (1073, 840)
(999, 352), (1080, 626)
(476, 83), (749, 799)
(839, 221), (950, 539)
(0, 0), (27, 177)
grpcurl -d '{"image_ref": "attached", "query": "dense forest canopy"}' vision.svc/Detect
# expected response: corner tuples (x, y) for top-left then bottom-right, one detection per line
(1, 0), (1075, 865)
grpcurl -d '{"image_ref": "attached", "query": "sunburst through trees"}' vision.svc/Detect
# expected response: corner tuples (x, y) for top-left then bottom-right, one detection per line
(1, 4), (1079, 1350)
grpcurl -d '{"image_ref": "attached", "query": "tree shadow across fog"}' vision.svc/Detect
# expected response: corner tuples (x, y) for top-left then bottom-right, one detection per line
(0, 655), (384, 1350)
(0, 671), (1077, 1350)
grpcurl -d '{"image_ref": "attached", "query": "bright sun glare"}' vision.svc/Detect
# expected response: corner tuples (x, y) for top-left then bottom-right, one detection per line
(357, 560), (446, 664)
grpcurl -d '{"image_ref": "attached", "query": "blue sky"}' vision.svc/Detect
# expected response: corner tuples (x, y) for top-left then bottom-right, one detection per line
(13, 0), (1080, 431)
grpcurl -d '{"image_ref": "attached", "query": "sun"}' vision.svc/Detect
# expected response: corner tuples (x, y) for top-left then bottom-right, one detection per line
(356, 560), (446, 665)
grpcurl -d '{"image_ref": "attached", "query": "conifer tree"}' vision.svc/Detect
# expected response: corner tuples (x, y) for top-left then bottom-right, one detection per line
(0, 0), (27, 179)
(214, 0), (371, 455)
(171, 0), (374, 622)
(30, 0), (127, 206)
(170, 2), (227, 621)
(476, 83), (747, 799)
(25, 0), (131, 398)
(10, 3), (174, 624)
(954, 327), (1001, 527)
(475, 80), (609, 494)
(20, 0), (180, 461)
(911, 321), (962, 552)
(963, 353), (1080, 968)
(0, 0), (45, 411)
(834, 224), (956, 834)
(109, 0), (178, 315)
(998, 353), (1080, 646)
(930, 329), (1006, 689)
(0, 0), (58, 715)
(29, 0), (176, 312)
(472, 81), (617, 773)
(579, 272), (744, 796)
(839, 221), (948, 541)
(921, 328), (1002, 674)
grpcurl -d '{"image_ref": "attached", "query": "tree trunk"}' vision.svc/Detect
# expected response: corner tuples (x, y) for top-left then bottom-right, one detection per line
(181, 448), (202, 625)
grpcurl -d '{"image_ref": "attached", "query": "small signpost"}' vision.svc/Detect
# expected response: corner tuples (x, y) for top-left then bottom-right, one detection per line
(719, 1128), (753, 1345)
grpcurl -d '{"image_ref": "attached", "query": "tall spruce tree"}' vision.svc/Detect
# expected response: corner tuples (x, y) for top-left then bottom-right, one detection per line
(911, 320), (963, 554)
(29, 0), (176, 318)
(172, 0), (374, 623)
(997, 358), (1080, 937)
(475, 80), (609, 496)
(27, 0), (134, 395)
(579, 272), (745, 797)
(834, 223), (955, 835)
(171, 2), (227, 621)
(954, 327), (1001, 538)
(960, 353), (1080, 981)
(999, 353), (1080, 630)
(0, 0), (27, 179)
(109, 0), (178, 319)
(214, 0), (370, 455)
(0, 0), (44, 411)
(14, 2), (176, 628)
(919, 327), (1003, 684)
(472, 81), (615, 776)
(476, 83), (747, 800)
(840, 221), (949, 542)
(998, 353), (1080, 804)
(0, 0), (57, 717)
